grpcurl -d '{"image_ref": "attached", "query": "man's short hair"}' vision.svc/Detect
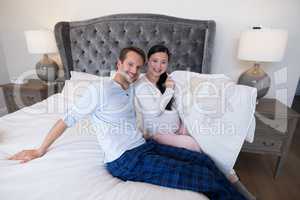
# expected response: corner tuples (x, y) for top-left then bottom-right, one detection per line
(119, 46), (146, 64)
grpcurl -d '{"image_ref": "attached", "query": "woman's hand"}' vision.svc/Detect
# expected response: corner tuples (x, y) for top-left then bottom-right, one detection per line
(165, 77), (175, 89)
(8, 148), (46, 163)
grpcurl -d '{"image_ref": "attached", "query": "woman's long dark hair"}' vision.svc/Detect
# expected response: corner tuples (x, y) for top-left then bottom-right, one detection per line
(148, 44), (173, 110)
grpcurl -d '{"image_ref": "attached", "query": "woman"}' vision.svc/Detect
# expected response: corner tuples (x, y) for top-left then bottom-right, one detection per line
(135, 44), (201, 152)
(135, 44), (243, 183)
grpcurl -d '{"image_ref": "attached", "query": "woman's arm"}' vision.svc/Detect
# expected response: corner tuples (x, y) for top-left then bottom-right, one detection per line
(135, 78), (175, 117)
(8, 119), (67, 163)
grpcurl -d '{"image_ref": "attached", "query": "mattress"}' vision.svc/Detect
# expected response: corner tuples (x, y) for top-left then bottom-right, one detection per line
(0, 93), (207, 200)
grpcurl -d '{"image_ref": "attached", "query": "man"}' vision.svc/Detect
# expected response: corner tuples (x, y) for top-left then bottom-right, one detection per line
(8, 46), (146, 164)
(9, 46), (245, 200)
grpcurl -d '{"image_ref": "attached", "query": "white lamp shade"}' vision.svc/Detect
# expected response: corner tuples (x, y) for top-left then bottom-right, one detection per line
(25, 30), (57, 54)
(238, 28), (288, 62)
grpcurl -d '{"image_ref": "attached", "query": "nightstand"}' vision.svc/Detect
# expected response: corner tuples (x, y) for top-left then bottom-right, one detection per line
(0, 79), (58, 113)
(242, 98), (300, 178)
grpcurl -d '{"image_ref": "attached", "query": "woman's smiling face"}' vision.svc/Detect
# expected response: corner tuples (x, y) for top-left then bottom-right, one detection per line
(147, 52), (169, 77)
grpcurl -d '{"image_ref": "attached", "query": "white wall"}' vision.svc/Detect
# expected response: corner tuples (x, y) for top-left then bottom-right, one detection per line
(0, 0), (300, 106)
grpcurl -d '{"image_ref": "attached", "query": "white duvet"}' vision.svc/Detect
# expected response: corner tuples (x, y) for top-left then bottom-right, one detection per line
(0, 93), (207, 200)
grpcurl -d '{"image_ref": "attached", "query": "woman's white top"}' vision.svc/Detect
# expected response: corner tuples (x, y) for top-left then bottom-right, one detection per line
(134, 75), (180, 135)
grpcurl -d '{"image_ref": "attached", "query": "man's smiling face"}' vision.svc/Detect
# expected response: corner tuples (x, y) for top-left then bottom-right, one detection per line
(117, 51), (144, 83)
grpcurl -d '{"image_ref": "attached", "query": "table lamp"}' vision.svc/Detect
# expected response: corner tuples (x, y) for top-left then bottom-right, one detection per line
(237, 27), (288, 99)
(25, 30), (59, 82)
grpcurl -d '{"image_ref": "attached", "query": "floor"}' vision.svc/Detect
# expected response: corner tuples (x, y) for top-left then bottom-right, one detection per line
(235, 96), (300, 200)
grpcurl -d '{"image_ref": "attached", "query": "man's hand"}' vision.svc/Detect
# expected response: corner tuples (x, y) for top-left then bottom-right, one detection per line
(7, 119), (67, 164)
(8, 149), (45, 164)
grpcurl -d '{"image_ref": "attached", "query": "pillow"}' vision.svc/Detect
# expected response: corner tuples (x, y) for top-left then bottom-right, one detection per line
(70, 71), (114, 81)
(62, 71), (111, 103)
(170, 70), (257, 177)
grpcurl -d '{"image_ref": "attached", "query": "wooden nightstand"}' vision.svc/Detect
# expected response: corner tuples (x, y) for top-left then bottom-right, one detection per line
(0, 79), (58, 113)
(242, 98), (300, 178)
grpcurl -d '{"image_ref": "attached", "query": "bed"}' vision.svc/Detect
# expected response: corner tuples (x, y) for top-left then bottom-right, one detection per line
(0, 13), (253, 200)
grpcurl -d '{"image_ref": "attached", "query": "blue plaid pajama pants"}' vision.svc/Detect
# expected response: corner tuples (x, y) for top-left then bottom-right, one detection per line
(106, 139), (246, 200)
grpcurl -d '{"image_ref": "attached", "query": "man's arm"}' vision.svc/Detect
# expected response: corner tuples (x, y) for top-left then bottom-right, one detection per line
(8, 82), (103, 163)
(8, 119), (67, 163)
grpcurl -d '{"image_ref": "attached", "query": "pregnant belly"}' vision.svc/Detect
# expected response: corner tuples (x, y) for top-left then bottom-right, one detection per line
(143, 110), (180, 135)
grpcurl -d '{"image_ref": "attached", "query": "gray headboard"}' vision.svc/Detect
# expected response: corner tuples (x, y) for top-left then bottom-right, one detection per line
(54, 13), (216, 80)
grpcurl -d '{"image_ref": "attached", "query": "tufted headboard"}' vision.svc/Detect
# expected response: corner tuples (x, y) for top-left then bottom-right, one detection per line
(54, 13), (216, 80)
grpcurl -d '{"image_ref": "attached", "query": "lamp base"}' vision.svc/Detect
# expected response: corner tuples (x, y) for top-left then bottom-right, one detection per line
(36, 54), (59, 82)
(238, 63), (271, 99)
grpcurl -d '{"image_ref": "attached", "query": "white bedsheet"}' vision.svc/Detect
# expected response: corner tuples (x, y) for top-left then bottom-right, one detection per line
(0, 93), (207, 200)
